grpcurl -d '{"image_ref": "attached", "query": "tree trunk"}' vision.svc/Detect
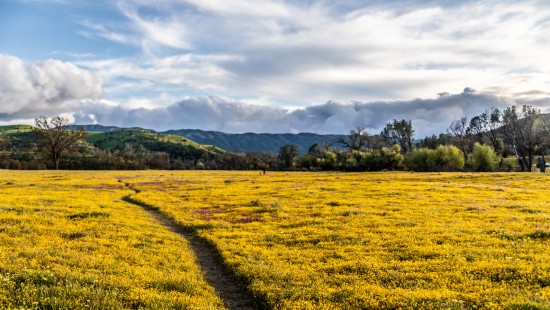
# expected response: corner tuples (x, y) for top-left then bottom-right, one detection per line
(54, 153), (60, 170)
(539, 155), (546, 173)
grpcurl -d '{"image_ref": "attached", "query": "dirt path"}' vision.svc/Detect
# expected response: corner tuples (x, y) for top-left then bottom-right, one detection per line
(121, 189), (258, 310)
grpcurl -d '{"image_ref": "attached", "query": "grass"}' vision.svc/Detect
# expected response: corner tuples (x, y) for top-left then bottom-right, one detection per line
(1, 170), (550, 309)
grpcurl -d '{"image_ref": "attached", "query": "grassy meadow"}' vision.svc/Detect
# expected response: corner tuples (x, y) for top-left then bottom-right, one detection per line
(2, 171), (550, 309)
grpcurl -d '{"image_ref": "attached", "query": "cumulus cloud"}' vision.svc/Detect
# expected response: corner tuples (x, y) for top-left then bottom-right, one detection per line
(0, 54), (103, 119)
(72, 0), (550, 106)
(74, 90), (512, 137)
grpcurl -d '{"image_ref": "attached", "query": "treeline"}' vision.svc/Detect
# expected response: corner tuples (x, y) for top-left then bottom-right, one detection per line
(0, 136), (220, 171)
(274, 104), (549, 172)
(1, 104), (549, 172)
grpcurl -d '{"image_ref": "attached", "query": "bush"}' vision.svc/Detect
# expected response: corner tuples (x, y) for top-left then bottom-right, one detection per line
(469, 143), (500, 172)
(406, 145), (464, 172)
(405, 148), (433, 172)
(430, 145), (464, 171)
(342, 145), (404, 171)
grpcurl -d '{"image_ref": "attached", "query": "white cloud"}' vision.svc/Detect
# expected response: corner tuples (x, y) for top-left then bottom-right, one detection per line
(72, 0), (550, 106)
(0, 54), (103, 119)
(78, 20), (137, 45)
(117, 2), (192, 54)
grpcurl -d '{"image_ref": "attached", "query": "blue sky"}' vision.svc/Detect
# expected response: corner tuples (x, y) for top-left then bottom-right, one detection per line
(1, 0), (549, 136)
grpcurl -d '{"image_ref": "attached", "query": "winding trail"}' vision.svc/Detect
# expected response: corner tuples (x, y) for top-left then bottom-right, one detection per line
(121, 183), (257, 310)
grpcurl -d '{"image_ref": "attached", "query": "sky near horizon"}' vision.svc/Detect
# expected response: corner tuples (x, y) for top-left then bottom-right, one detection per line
(1, 0), (549, 137)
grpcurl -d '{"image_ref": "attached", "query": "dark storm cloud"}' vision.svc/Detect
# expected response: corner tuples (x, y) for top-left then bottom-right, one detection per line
(77, 89), (511, 137)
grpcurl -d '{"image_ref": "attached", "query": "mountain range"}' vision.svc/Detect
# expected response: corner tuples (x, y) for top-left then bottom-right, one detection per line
(73, 125), (346, 154)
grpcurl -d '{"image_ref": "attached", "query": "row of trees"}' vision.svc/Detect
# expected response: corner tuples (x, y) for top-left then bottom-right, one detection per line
(433, 105), (549, 172)
(1, 105), (548, 172)
(276, 142), (498, 172)
(277, 104), (549, 172)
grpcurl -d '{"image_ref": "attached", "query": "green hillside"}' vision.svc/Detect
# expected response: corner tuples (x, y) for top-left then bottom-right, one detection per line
(0, 125), (225, 170)
(0, 125), (38, 150)
(85, 129), (225, 159)
(1, 125), (224, 157)
(0, 125), (35, 132)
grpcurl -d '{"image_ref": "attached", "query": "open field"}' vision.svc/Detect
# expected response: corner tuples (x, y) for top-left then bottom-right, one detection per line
(2, 171), (550, 309)
(0, 171), (223, 309)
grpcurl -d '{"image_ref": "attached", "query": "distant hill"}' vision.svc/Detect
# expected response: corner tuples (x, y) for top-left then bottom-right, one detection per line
(70, 124), (145, 132)
(85, 129), (224, 159)
(1, 125), (224, 161)
(73, 125), (346, 154)
(0, 125), (37, 150)
(0, 125), (35, 132)
(163, 129), (346, 154)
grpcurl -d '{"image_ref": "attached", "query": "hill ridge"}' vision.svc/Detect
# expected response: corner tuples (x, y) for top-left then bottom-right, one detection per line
(66, 124), (345, 154)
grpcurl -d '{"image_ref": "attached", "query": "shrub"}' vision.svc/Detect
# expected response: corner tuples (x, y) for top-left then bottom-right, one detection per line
(429, 145), (464, 171)
(469, 143), (500, 172)
(406, 145), (464, 172)
(405, 148), (433, 172)
(343, 145), (404, 171)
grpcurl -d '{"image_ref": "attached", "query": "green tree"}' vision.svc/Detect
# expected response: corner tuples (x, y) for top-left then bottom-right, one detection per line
(468, 115), (485, 144)
(417, 133), (448, 149)
(278, 144), (298, 169)
(34, 116), (87, 170)
(381, 119), (414, 153)
(0, 130), (7, 152)
(405, 148), (434, 172)
(308, 143), (330, 158)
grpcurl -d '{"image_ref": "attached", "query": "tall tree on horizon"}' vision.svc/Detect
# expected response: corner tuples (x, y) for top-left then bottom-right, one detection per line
(338, 127), (371, 151)
(482, 107), (503, 154)
(278, 144), (299, 169)
(381, 119), (414, 153)
(447, 117), (472, 161)
(34, 116), (87, 170)
(501, 105), (548, 172)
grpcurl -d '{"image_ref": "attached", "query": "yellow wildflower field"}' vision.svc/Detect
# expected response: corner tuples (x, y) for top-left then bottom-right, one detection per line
(0, 171), (224, 309)
(1, 170), (550, 309)
(128, 171), (550, 309)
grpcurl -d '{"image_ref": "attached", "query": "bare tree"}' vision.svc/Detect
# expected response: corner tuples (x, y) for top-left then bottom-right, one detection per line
(338, 127), (371, 151)
(447, 117), (472, 160)
(34, 116), (86, 170)
(467, 107), (504, 154)
(483, 107), (503, 154)
(501, 105), (548, 172)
